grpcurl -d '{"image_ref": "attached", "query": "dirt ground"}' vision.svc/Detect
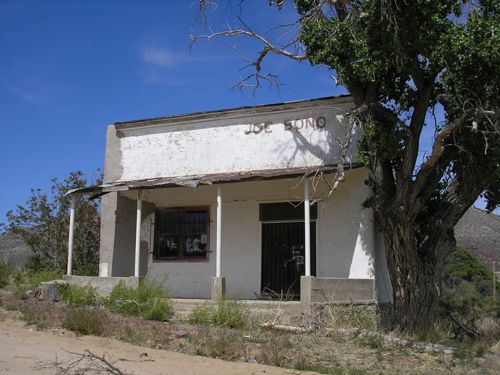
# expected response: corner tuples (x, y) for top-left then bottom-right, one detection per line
(0, 311), (308, 375)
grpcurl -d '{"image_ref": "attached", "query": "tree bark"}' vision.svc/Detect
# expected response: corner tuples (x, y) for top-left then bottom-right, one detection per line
(378, 212), (455, 333)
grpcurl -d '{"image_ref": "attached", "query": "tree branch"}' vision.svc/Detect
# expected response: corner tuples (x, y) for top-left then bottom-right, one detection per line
(190, 28), (307, 91)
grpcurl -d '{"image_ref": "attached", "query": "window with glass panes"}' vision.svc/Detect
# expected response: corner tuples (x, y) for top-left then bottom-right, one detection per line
(154, 207), (210, 260)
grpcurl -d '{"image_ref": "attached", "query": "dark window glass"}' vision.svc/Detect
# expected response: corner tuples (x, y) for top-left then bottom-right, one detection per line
(154, 208), (209, 260)
(184, 210), (209, 257)
(259, 202), (317, 221)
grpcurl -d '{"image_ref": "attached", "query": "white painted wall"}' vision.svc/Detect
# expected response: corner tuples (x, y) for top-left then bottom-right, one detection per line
(116, 104), (358, 181)
(122, 169), (375, 299)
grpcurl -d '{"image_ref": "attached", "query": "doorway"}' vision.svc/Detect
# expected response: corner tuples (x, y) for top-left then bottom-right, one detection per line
(260, 202), (316, 298)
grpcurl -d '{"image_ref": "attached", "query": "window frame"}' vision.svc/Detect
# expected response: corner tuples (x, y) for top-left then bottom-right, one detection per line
(153, 206), (211, 262)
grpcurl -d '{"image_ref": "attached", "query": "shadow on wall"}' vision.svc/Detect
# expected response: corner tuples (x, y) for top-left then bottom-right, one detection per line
(272, 110), (357, 169)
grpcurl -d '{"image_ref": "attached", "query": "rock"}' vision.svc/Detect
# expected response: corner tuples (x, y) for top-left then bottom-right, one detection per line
(174, 330), (188, 338)
(39, 280), (66, 302)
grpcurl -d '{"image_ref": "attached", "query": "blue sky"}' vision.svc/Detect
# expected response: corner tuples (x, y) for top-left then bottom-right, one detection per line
(0, 0), (494, 222)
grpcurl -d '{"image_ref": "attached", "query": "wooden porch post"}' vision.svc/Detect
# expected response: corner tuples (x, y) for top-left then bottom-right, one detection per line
(134, 190), (142, 277)
(66, 195), (76, 276)
(304, 180), (311, 277)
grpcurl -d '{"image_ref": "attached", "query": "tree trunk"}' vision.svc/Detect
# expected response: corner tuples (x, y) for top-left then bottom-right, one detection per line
(380, 216), (455, 334)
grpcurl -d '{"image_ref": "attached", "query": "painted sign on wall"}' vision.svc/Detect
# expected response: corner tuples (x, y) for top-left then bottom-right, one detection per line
(117, 105), (358, 181)
(245, 117), (327, 135)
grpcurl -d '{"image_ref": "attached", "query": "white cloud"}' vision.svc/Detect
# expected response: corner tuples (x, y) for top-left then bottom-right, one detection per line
(140, 46), (185, 67)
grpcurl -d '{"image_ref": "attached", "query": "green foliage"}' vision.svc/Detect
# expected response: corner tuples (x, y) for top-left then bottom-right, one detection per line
(4, 170), (101, 275)
(59, 283), (98, 306)
(105, 280), (172, 321)
(187, 299), (248, 328)
(12, 268), (62, 298)
(62, 308), (109, 336)
(188, 305), (213, 325)
(446, 247), (495, 286)
(359, 334), (384, 350)
(0, 261), (13, 288)
(199, 0), (500, 333)
(440, 247), (500, 340)
(211, 299), (248, 329)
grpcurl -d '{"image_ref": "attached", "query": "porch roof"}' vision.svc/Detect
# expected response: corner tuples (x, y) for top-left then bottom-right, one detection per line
(66, 164), (361, 198)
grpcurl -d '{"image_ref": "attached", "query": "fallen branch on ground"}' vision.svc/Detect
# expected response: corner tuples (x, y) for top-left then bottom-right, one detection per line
(34, 349), (130, 374)
(260, 322), (310, 333)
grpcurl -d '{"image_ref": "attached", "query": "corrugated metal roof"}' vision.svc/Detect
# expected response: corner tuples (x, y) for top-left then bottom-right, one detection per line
(66, 164), (360, 198)
(113, 94), (351, 128)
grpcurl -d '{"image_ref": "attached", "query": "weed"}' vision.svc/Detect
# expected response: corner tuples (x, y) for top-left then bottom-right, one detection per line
(294, 359), (342, 374)
(12, 268), (62, 298)
(59, 283), (98, 306)
(0, 261), (13, 288)
(202, 329), (244, 360)
(211, 299), (247, 329)
(326, 303), (378, 331)
(19, 303), (51, 330)
(62, 307), (108, 336)
(259, 334), (291, 367)
(360, 334), (384, 350)
(120, 325), (147, 346)
(188, 305), (213, 325)
(105, 280), (172, 321)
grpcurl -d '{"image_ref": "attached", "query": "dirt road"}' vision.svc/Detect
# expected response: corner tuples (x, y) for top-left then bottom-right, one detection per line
(0, 312), (309, 375)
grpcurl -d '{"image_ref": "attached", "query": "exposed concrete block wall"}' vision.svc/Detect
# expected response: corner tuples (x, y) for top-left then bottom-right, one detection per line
(64, 275), (140, 296)
(111, 195), (137, 277)
(99, 193), (117, 277)
(301, 276), (375, 305)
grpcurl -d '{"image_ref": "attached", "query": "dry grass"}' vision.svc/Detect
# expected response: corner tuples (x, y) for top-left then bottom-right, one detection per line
(2, 290), (498, 375)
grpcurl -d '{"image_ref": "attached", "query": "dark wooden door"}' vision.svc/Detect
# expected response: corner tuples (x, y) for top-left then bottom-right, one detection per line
(261, 222), (316, 298)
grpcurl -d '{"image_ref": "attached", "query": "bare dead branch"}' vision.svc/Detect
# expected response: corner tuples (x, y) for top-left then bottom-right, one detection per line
(34, 349), (130, 375)
(190, 27), (307, 92)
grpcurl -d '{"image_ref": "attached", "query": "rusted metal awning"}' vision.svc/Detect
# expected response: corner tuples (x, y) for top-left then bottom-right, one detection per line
(66, 164), (360, 198)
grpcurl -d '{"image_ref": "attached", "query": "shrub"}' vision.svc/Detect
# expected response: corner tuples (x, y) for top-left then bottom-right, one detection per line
(12, 268), (63, 298)
(0, 261), (13, 288)
(211, 299), (247, 329)
(59, 283), (98, 306)
(440, 247), (500, 341)
(188, 299), (248, 328)
(188, 305), (213, 325)
(105, 280), (172, 321)
(62, 307), (108, 336)
(19, 303), (51, 330)
(325, 303), (378, 331)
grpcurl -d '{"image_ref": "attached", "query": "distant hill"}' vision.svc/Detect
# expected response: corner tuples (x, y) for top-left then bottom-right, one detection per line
(0, 233), (31, 267)
(455, 207), (500, 268)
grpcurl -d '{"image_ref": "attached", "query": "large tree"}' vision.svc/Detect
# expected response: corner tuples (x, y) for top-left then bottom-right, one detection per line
(4, 171), (101, 275)
(196, 0), (500, 333)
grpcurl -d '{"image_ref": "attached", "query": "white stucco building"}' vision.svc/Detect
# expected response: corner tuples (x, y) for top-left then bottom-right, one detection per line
(67, 95), (392, 304)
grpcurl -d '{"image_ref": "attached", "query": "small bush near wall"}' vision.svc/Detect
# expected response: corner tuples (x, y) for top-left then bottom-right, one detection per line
(12, 268), (63, 298)
(62, 308), (109, 336)
(188, 299), (248, 329)
(189, 305), (214, 325)
(0, 261), (13, 288)
(211, 299), (248, 329)
(105, 280), (172, 321)
(59, 284), (98, 306)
